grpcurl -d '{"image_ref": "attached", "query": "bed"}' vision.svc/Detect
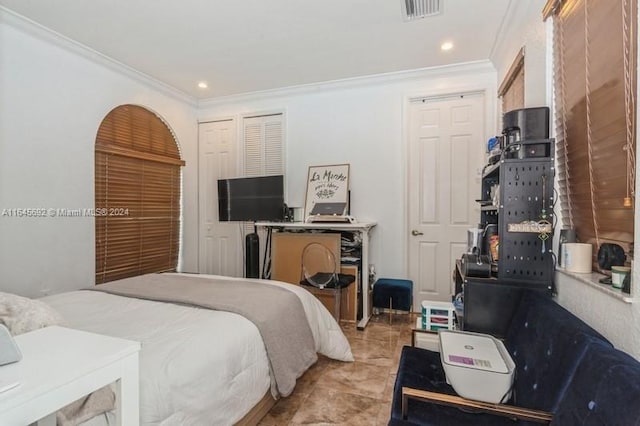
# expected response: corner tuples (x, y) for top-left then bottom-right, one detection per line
(39, 273), (354, 426)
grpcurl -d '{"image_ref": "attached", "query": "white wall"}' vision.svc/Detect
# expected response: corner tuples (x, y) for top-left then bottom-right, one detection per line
(490, 0), (640, 359)
(198, 64), (498, 280)
(0, 12), (199, 297)
(555, 272), (640, 358)
(491, 0), (548, 109)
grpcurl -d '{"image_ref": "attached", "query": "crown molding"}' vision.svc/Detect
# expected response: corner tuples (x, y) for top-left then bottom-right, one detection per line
(489, 0), (519, 62)
(198, 60), (496, 108)
(1, 6), (498, 110)
(488, 0), (543, 67)
(0, 7), (197, 107)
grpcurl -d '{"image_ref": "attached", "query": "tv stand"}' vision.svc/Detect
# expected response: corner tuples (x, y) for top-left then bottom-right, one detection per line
(256, 221), (377, 329)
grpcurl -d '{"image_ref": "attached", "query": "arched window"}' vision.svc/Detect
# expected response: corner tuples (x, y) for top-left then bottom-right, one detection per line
(95, 105), (185, 284)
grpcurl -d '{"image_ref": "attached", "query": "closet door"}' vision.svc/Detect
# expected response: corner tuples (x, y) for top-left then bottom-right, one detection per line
(243, 113), (284, 177)
(242, 113), (285, 277)
(198, 119), (242, 276)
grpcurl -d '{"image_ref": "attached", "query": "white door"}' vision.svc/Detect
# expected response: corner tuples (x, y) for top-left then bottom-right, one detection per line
(408, 93), (484, 306)
(242, 114), (285, 277)
(198, 119), (242, 276)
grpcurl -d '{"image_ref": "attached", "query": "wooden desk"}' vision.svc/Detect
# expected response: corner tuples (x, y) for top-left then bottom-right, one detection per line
(0, 326), (140, 426)
(257, 221), (376, 329)
(270, 233), (341, 285)
(340, 265), (358, 322)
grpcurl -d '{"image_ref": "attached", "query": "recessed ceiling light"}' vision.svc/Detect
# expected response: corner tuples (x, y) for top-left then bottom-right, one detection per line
(198, 81), (208, 89)
(441, 42), (454, 51)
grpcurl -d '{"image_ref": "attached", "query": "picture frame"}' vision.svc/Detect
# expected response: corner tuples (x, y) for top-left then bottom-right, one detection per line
(304, 164), (350, 220)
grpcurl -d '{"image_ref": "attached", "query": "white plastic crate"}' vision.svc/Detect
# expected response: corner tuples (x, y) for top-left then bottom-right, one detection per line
(421, 300), (455, 331)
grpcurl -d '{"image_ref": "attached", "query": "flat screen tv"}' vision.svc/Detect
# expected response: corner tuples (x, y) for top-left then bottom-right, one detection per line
(218, 175), (284, 222)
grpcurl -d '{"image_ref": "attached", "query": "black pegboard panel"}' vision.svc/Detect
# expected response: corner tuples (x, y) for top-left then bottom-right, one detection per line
(498, 158), (554, 283)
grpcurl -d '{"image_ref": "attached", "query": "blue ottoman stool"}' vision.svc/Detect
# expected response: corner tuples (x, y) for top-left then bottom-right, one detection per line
(373, 278), (413, 323)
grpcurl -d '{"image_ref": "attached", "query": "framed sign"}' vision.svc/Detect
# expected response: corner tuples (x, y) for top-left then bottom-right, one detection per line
(304, 164), (350, 219)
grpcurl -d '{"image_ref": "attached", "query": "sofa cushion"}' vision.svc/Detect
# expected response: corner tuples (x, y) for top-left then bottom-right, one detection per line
(504, 291), (611, 412)
(551, 340), (640, 426)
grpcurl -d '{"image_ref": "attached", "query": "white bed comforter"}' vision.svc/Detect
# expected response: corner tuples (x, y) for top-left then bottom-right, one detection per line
(41, 274), (353, 426)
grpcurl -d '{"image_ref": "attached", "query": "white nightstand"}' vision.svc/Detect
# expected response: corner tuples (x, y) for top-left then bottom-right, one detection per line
(0, 326), (140, 426)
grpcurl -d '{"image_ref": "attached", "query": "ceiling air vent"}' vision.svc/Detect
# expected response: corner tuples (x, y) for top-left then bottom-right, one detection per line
(402, 0), (441, 21)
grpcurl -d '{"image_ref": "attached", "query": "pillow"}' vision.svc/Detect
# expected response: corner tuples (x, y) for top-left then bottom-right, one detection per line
(0, 291), (64, 335)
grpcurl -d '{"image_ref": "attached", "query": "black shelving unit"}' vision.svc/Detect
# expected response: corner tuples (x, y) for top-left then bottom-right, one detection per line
(459, 138), (555, 336)
(479, 161), (500, 226)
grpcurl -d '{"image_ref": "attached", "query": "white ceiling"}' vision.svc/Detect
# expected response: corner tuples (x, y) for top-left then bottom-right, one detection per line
(0, 0), (513, 99)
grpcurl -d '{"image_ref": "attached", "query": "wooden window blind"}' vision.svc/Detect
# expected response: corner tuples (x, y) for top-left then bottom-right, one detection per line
(545, 0), (636, 267)
(95, 105), (185, 284)
(498, 48), (525, 113)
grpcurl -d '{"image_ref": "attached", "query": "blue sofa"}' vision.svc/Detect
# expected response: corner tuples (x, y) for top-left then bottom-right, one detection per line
(390, 291), (640, 425)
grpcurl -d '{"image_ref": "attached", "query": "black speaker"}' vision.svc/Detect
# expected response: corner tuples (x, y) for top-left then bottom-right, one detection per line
(503, 107), (550, 142)
(245, 233), (260, 278)
(460, 254), (492, 278)
(597, 243), (626, 271)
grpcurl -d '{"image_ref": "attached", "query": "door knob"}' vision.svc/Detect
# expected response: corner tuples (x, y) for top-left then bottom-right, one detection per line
(411, 230), (424, 236)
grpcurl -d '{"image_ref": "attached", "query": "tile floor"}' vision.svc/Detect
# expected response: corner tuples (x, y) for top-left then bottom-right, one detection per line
(258, 312), (414, 426)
